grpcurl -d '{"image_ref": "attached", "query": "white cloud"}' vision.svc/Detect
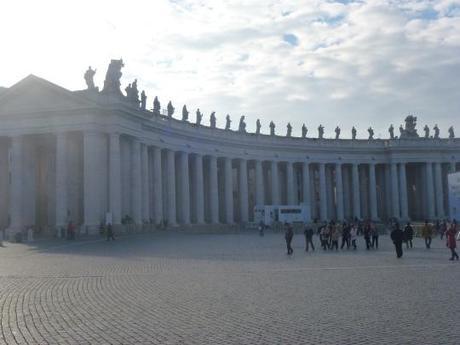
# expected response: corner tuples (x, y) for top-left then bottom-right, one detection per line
(0, 0), (459, 137)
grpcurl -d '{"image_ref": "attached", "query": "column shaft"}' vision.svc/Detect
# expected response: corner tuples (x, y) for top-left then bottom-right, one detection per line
(399, 163), (408, 220)
(271, 161), (280, 205)
(141, 144), (150, 222)
(335, 163), (344, 221)
(55, 133), (68, 227)
(286, 162), (295, 205)
(166, 150), (177, 226)
(352, 163), (361, 220)
(239, 159), (249, 222)
(131, 140), (142, 224)
(255, 160), (264, 206)
(109, 133), (122, 225)
(152, 147), (163, 225)
(224, 158), (234, 223)
(180, 152), (190, 224)
(209, 156), (219, 223)
(9, 136), (23, 229)
(390, 163), (400, 219)
(302, 162), (312, 222)
(425, 162), (435, 220)
(434, 162), (444, 218)
(194, 154), (204, 224)
(319, 163), (327, 221)
(369, 163), (378, 220)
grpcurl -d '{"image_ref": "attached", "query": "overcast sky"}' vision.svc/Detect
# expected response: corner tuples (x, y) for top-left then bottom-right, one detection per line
(1, 0), (459, 138)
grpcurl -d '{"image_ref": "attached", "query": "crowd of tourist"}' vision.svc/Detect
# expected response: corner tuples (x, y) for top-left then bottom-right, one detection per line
(276, 218), (459, 261)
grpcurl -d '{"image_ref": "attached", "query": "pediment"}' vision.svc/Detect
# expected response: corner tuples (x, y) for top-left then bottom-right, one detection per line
(0, 75), (96, 115)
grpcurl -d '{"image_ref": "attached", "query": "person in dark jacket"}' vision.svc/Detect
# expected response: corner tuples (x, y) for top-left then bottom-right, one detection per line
(340, 222), (350, 249)
(446, 223), (459, 261)
(363, 222), (371, 250)
(391, 223), (404, 258)
(285, 223), (294, 255)
(404, 222), (414, 249)
(106, 223), (115, 241)
(304, 224), (315, 252)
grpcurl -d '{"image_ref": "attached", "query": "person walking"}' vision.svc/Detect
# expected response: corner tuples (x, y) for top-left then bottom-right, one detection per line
(106, 223), (115, 241)
(363, 222), (371, 250)
(404, 222), (414, 249)
(421, 220), (433, 249)
(320, 224), (329, 250)
(330, 222), (339, 251)
(284, 223), (294, 255)
(304, 224), (315, 252)
(446, 223), (459, 261)
(258, 220), (265, 237)
(341, 222), (350, 249)
(67, 221), (76, 240)
(350, 224), (357, 250)
(391, 223), (404, 258)
(440, 220), (447, 240)
(370, 222), (379, 249)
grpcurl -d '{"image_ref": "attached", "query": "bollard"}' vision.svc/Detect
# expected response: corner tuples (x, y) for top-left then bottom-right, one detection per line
(27, 228), (34, 242)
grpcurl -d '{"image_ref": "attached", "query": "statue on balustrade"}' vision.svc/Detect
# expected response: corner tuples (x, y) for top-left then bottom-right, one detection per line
(400, 115), (419, 138)
(286, 123), (292, 137)
(335, 126), (340, 139)
(130, 79), (139, 104)
(433, 124), (440, 138)
(368, 127), (374, 140)
(210, 112), (216, 128)
(196, 109), (203, 125)
(270, 121), (275, 136)
(102, 59), (124, 96)
(399, 125), (404, 138)
(318, 125), (324, 139)
(301, 124), (307, 138)
(167, 101), (175, 117)
(182, 105), (189, 121)
(256, 119), (261, 134)
(388, 124), (394, 139)
(140, 90), (147, 110)
(351, 126), (357, 140)
(125, 84), (132, 99)
(449, 126), (455, 139)
(153, 96), (161, 113)
(225, 115), (231, 130)
(84, 66), (97, 90)
(423, 125), (430, 138)
(238, 116), (247, 133)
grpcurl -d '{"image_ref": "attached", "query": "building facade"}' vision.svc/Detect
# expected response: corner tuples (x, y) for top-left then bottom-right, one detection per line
(0, 61), (459, 236)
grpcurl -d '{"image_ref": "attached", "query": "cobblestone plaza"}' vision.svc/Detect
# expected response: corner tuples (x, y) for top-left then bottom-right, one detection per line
(1, 232), (459, 344)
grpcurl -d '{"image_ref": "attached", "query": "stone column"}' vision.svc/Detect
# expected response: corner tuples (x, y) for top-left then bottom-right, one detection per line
(390, 163), (400, 219)
(152, 147), (163, 225)
(271, 161), (280, 205)
(369, 163), (378, 221)
(450, 161), (456, 173)
(425, 162), (435, 220)
(141, 144), (150, 222)
(180, 152), (190, 224)
(434, 162), (444, 218)
(194, 154), (205, 224)
(166, 149), (177, 226)
(384, 165), (392, 220)
(255, 160), (264, 206)
(55, 132), (68, 227)
(399, 163), (409, 220)
(302, 162), (312, 222)
(131, 140), (142, 224)
(109, 133), (122, 225)
(224, 157), (234, 224)
(286, 161), (295, 205)
(239, 159), (249, 223)
(318, 163), (327, 221)
(335, 163), (344, 221)
(352, 163), (361, 220)
(209, 156), (219, 223)
(8, 135), (23, 232)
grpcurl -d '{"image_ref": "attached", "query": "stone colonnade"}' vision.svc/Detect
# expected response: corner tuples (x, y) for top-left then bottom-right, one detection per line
(1, 131), (458, 234)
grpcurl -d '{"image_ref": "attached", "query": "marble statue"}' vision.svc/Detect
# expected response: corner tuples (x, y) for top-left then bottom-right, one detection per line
(399, 125), (404, 137)
(84, 66), (96, 90)
(368, 127), (374, 140)
(423, 125), (430, 138)
(196, 109), (202, 125)
(182, 105), (189, 121)
(125, 84), (131, 99)
(335, 126), (340, 139)
(167, 101), (175, 117)
(238, 116), (247, 133)
(449, 126), (455, 139)
(102, 59), (124, 96)
(318, 125), (324, 139)
(434, 124), (440, 138)
(301, 124), (307, 138)
(400, 115), (419, 138)
(256, 119), (261, 134)
(131, 79), (139, 103)
(388, 124), (394, 139)
(225, 115), (231, 130)
(351, 126), (357, 140)
(286, 123), (292, 137)
(269, 121), (275, 136)
(153, 96), (160, 113)
(210, 112), (216, 128)
(140, 90), (147, 110)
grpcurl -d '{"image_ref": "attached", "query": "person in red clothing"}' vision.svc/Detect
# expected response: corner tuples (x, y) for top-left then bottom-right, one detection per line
(446, 223), (459, 261)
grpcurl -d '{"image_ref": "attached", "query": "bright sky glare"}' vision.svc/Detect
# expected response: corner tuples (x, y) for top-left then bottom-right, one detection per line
(1, 0), (459, 138)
